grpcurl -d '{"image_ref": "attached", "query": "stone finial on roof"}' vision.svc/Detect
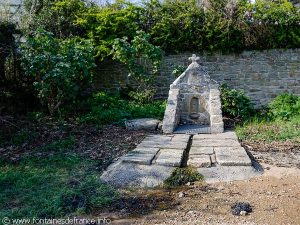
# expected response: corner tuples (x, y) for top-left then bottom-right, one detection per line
(189, 54), (200, 63)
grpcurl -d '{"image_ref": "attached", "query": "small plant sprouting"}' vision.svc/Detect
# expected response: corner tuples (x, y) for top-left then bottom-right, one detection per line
(164, 167), (203, 187)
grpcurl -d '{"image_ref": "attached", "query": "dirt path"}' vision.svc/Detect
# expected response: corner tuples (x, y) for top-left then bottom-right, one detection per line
(95, 140), (300, 225)
(103, 164), (300, 225)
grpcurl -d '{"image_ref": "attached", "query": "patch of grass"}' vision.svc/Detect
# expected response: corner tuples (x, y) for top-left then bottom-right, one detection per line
(2, 129), (37, 147)
(236, 93), (300, 143)
(39, 135), (76, 152)
(0, 127), (38, 148)
(164, 167), (203, 188)
(0, 152), (117, 218)
(236, 115), (300, 142)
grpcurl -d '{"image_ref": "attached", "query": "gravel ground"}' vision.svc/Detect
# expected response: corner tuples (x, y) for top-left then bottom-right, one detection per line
(242, 141), (300, 168)
(96, 142), (300, 225)
(102, 164), (300, 225)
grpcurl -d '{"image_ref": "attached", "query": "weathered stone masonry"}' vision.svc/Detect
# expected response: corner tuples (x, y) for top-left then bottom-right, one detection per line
(162, 54), (224, 134)
(94, 49), (300, 107)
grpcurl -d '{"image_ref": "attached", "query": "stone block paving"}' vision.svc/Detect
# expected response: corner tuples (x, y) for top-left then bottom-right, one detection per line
(122, 147), (160, 165)
(187, 131), (252, 167)
(121, 131), (252, 168)
(121, 134), (190, 166)
(101, 131), (259, 187)
(155, 149), (184, 167)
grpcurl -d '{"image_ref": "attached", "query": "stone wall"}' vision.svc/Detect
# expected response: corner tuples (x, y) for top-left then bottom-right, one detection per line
(94, 49), (300, 106)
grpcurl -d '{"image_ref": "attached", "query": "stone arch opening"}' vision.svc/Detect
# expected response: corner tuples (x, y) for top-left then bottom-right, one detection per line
(190, 97), (199, 119)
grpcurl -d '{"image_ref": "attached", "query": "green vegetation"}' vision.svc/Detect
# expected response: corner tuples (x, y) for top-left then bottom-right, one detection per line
(2, 0), (300, 116)
(164, 167), (204, 187)
(22, 0), (87, 38)
(21, 0), (300, 56)
(111, 30), (163, 89)
(10, 129), (37, 146)
(236, 115), (300, 142)
(77, 1), (141, 58)
(244, 0), (300, 49)
(39, 135), (76, 152)
(75, 0), (300, 55)
(172, 65), (186, 77)
(21, 30), (95, 116)
(236, 93), (300, 142)
(219, 88), (300, 143)
(80, 92), (166, 126)
(0, 21), (16, 80)
(220, 84), (254, 120)
(1, 0), (300, 220)
(268, 93), (300, 120)
(0, 143), (116, 218)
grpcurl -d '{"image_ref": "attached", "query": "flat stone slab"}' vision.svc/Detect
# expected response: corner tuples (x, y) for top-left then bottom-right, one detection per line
(138, 141), (188, 149)
(198, 166), (261, 183)
(171, 134), (190, 142)
(155, 149), (184, 167)
(216, 155), (252, 166)
(189, 146), (214, 155)
(143, 135), (173, 142)
(192, 139), (241, 147)
(101, 160), (174, 188)
(214, 147), (252, 166)
(188, 155), (211, 168)
(131, 147), (160, 154)
(214, 147), (248, 156)
(122, 152), (156, 165)
(137, 134), (189, 150)
(193, 131), (238, 140)
(122, 148), (160, 165)
(125, 118), (160, 130)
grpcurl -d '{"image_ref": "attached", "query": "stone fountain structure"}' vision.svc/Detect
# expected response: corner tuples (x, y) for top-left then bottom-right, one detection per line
(101, 55), (257, 187)
(162, 54), (224, 134)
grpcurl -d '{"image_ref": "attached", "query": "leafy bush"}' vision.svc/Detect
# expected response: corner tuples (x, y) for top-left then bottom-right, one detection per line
(242, 0), (300, 49)
(0, 21), (16, 80)
(140, 0), (207, 53)
(21, 0), (300, 57)
(77, 1), (141, 58)
(21, 30), (95, 115)
(268, 93), (300, 120)
(172, 65), (186, 77)
(80, 92), (166, 125)
(77, 0), (300, 55)
(111, 30), (163, 89)
(22, 0), (88, 38)
(220, 84), (254, 120)
(128, 89), (156, 105)
(164, 167), (203, 187)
